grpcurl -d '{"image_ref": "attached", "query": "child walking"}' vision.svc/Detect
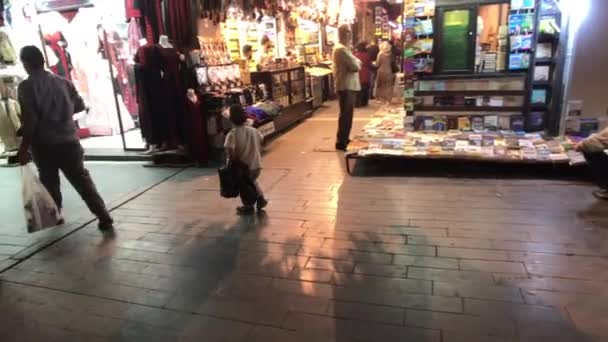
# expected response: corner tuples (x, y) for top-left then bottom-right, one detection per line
(224, 105), (268, 214)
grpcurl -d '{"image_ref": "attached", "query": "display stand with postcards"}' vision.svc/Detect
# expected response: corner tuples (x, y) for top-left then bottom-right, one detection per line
(344, 107), (585, 175)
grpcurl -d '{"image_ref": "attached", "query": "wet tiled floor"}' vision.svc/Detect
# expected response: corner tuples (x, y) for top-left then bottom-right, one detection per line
(1, 102), (608, 341)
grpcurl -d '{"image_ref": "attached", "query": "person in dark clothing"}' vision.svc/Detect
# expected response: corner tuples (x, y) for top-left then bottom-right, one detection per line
(367, 40), (380, 99)
(16, 46), (114, 232)
(354, 42), (372, 107)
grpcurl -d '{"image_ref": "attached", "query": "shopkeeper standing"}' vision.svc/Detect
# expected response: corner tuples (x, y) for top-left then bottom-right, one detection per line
(333, 24), (361, 151)
(242, 44), (256, 71)
(256, 35), (275, 71)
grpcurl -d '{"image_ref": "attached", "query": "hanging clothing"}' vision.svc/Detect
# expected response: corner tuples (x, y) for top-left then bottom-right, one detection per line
(135, 44), (168, 145)
(165, 0), (192, 48)
(159, 46), (186, 146)
(137, 0), (165, 44)
(0, 1), (5, 27)
(0, 97), (21, 151)
(85, 56), (136, 136)
(0, 31), (16, 64)
(44, 32), (73, 80)
(186, 96), (208, 164)
(125, 0), (142, 19)
(127, 18), (143, 56)
(106, 29), (138, 118)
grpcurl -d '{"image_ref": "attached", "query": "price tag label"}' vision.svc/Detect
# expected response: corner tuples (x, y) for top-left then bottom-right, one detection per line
(257, 121), (276, 137)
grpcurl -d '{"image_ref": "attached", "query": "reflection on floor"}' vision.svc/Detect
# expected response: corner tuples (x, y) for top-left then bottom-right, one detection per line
(1, 101), (607, 341)
(80, 128), (146, 150)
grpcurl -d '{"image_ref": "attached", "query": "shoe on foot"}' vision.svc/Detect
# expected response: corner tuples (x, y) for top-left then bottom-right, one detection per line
(98, 219), (115, 231)
(257, 197), (268, 210)
(593, 189), (608, 200)
(56, 210), (65, 226)
(237, 206), (255, 215)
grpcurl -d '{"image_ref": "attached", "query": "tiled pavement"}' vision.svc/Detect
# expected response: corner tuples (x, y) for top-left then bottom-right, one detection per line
(0, 162), (178, 271)
(1, 102), (608, 341)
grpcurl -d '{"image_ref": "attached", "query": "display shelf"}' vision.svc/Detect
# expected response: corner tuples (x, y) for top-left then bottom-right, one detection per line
(532, 81), (551, 87)
(415, 90), (526, 96)
(344, 110), (583, 175)
(418, 72), (527, 81)
(415, 105), (523, 112)
(535, 58), (554, 65)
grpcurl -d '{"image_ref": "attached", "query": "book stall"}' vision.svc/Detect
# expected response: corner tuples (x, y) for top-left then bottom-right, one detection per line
(346, 107), (586, 174)
(344, 0), (594, 174)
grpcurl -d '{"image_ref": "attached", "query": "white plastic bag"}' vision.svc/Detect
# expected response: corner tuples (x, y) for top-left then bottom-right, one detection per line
(21, 164), (60, 233)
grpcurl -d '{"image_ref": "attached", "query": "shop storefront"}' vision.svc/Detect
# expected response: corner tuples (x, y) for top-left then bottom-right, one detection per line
(346, 0), (596, 170)
(0, 0), (355, 165)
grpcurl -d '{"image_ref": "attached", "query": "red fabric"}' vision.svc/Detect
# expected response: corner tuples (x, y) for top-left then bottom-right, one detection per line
(125, 0), (141, 19)
(145, 20), (154, 44)
(166, 0), (192, 48)
(186, 98), (208, 163)
(158, 47), (185, 147)
(354, 51), (372, 85)
(44, 32), (72, 80)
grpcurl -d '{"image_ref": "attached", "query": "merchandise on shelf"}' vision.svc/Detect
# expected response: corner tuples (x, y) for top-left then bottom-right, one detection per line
(349, 108), (584, 164)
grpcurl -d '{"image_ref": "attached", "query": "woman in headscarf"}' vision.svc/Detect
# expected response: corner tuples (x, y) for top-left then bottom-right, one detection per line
(375, 40), (395, 105)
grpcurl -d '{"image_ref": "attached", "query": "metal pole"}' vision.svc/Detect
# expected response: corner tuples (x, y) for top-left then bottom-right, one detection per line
(103, 29), (128, 150)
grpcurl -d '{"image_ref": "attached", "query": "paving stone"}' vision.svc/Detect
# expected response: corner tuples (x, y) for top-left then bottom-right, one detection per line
(464, 298), (565, 323)
(306, 258), (355, 273)
(408, 267), (495, 284)
(460, 259), (527, 274)
(289, 268), (334, 283)
(408, 236), (493, 249)
(297, 246), (393, 264)
(326, 300), (405, 325)
(323, 240), (436, 256)
(442, 332), (516, 342)
(246, 326), (340, 342)
(438, 247), (510, 261)
(283, 312), (440, 342)
(332, 272), (432, 295)
(493, 273), (608, 295)
(353, 263), (407, 278)
(434, 282), (524, 303)
(393, 255), (459, 269)
(406, 310), (517, 338)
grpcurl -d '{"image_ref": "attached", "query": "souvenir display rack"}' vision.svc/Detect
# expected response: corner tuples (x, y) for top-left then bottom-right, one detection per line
(412, 73), (528, 131)
(531, 0), (565, 135)
(251, 66), (312, 133)
(345, 108), (585, 175)
(374, 6), (390, 41)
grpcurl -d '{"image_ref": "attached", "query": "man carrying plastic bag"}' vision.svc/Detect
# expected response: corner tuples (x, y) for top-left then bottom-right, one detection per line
(21, 163), (60, 233)
(16, 46), (114, 233)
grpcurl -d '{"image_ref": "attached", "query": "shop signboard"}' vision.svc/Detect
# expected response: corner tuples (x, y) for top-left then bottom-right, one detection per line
(36, 0), (93, 13)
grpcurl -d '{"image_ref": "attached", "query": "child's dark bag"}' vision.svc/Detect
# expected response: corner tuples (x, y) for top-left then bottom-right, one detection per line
(218, 160), (258, 205)
(218, 161), (239, 198)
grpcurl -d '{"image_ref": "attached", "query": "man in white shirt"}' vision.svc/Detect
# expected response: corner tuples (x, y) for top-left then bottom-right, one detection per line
(332, 24), (361, 151)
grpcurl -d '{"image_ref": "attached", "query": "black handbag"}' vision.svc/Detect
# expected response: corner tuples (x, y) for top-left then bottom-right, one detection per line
(218, 162), (239, 198)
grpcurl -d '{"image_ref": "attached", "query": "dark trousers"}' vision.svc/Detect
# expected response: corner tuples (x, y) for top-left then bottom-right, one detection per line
(357, 84), (370, 107)
(32, 142), (112, 223)
(584, 151), (608, 189)
(337, 90), (356, 147)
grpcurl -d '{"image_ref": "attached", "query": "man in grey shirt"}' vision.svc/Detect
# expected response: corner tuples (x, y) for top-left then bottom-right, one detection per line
(16, 46), (114, 232)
